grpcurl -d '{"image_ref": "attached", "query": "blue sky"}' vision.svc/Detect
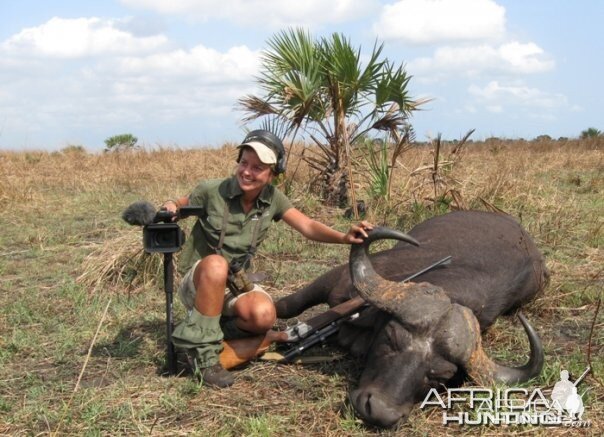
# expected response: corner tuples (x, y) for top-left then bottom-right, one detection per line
(1, 0), (602, 151)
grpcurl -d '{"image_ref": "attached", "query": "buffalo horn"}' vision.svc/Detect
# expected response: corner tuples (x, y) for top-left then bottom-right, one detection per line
(349, 227), (419, 299)
(350, 227), (452, 327)
(465, 311), (544, 385)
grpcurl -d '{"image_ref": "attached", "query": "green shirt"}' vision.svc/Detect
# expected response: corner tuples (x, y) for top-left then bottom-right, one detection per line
(177, 176), (293, 275)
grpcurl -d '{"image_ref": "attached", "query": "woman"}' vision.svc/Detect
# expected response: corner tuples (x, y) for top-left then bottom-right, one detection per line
(163, 130), (372, 388)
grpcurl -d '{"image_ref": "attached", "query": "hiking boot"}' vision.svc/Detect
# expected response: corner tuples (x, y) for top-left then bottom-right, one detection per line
(187, 353), (234, 388)
(199, 363), (235, 388)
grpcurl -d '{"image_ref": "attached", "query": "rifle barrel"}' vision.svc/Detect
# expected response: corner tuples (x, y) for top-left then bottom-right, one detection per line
(573, 366), (591, 386)
(280, 255), (453, 360)
(402, 255), (452, 283)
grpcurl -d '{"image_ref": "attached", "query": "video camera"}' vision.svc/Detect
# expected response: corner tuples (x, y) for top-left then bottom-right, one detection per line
(121, 200), (203, 253)
(143, 207), (206, 253)
(143, 210), (186, 254)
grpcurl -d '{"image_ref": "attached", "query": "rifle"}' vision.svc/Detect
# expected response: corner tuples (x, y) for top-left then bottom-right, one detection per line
(573, 366), (591, 387)
(219, 255), (452, 369)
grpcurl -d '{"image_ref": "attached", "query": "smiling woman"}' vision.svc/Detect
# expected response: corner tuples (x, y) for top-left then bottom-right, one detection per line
(159, 129), (373, 388)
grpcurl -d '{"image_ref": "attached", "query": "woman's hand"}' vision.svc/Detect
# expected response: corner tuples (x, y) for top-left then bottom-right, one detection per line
(161, 200), (180, 221)
(343, 221), (374, 244)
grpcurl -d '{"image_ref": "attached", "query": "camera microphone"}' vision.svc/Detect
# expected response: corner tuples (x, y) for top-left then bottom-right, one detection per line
(122, 201), (157, 226)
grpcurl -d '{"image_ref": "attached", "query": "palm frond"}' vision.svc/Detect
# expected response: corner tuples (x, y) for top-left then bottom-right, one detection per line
(238, 95), (280, 122)
(370, 104), (407, 131)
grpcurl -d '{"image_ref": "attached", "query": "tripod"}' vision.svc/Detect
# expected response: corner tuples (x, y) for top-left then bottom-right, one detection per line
(142, 206), (204, 375)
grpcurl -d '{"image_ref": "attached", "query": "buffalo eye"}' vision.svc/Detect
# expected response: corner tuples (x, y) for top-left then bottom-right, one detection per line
(428, 356), (458, 381)
(384, 323), (411, 352)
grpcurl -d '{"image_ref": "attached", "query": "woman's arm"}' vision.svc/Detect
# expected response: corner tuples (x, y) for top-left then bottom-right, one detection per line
(282, 207), (373, 244)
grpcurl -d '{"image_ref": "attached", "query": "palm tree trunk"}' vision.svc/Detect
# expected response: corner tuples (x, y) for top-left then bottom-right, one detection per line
(324, 91), (357, 213)
(323, 167), (348, 207)
(344, 135), (358, 219)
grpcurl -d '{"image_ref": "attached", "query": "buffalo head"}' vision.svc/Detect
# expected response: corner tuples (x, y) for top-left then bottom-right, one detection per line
(348, 227), (544, 428)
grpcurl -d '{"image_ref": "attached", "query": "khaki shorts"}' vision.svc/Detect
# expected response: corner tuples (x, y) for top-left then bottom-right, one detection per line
(178, 259), (272, 316)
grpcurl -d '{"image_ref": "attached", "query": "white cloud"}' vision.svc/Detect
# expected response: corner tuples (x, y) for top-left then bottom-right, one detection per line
(374, 0), (505, 45)
(0, 17), (262, 149)
(498, 41), (553, 73)
(468, 80), (568, 110)
(1, 17), (168, 59)
(120, 0), (377, 28)
(377, 1), (555, 90)
(409, 41), (554, 77)
(114, 44), (259, 84)
(0, 44), (260, 130)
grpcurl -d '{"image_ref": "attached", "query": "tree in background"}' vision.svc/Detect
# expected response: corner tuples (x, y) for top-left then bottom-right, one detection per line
(104, 133), (138, 152)
(580, 127), (602, 139)
(239, 28), (425, 210)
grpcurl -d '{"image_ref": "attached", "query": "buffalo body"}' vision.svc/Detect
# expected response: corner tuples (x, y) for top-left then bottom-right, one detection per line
(275, 211), (548, 427)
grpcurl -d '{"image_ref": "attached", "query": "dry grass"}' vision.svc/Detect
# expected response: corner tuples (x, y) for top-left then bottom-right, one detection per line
(0, 138), (602, 435)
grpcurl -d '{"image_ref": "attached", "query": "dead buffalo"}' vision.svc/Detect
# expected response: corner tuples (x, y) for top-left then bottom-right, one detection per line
(275, 211), (548, 428)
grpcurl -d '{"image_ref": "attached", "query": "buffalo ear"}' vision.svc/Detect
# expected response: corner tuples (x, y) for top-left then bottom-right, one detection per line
(434, 304), (481, 365)
(436, 307), (545, 386)
(466, 312), (545, 385)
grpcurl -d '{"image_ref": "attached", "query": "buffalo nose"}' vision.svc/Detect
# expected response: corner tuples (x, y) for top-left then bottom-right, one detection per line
(350, 388), (409, 428)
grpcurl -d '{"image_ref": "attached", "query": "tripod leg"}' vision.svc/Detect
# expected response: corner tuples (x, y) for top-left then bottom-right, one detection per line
(164, 253), (177, 375)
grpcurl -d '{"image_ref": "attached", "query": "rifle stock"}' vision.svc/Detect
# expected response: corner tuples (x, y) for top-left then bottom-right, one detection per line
(219, 330), (284, 369)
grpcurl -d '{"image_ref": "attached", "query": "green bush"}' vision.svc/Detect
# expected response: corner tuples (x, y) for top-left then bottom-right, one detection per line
(580, 127), (602, 139)
(104, 133), (138, 152)
(61, 144), (87, 154)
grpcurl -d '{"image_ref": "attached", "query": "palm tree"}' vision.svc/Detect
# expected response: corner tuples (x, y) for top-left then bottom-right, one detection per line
(239, 28), (425, 208)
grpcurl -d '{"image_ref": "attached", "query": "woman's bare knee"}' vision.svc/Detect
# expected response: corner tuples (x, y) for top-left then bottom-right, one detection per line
(195, 255), (228, 287)
(249, 304), (276, 331)
(199, 255), (228, 276)
(192, 255), (229, 315)
(234, 294), (276, 333)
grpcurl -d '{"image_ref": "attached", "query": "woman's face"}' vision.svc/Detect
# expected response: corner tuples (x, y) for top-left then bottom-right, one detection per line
(236, 148), (273, 196)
